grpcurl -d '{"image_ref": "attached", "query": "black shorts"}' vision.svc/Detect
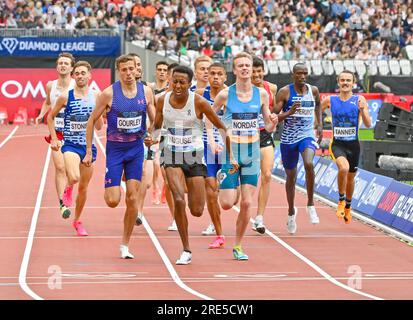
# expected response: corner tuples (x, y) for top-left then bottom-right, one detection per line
(259, 129), (275, 149)
(163, 150), (206, 178)
(330, 140), (360, 172)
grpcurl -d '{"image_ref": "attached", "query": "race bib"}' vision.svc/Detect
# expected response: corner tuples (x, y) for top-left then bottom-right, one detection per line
(167, 128), (193, 152)
(70, 115), (88, 132)
(334, 126), (357, 138)
(231, 112), (258, 136)
(55, 108), (65, 129)
(117, 111), (143, 134)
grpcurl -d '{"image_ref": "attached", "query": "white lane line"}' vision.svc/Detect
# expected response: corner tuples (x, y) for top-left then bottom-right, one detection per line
(18, 147), (51, 300)
(0, 126), (19, 149)
(95, 134), (212, 300)
(232, 205), (384, 300)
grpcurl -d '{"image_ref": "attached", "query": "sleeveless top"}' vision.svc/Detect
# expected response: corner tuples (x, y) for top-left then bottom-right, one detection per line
(107, 81), (147, 142)
(162, 91), (204, 153)
(63, 88), (96, 145)
(258, 81), (274, 130)
(51, 79), (75, 132)
(330, 95), (360, 141)
(222, 84), (261, 144)
(281, 83), (315, 144)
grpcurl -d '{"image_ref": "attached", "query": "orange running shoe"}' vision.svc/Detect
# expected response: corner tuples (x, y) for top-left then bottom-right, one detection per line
(336, 200), (345, 219)
(344, 207), (352, 224)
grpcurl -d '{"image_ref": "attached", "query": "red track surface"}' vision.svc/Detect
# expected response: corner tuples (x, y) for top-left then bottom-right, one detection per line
(1, 125), (412, 300)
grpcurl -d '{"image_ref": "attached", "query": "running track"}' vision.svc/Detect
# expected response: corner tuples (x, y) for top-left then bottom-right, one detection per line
(0, 125), (412, 300)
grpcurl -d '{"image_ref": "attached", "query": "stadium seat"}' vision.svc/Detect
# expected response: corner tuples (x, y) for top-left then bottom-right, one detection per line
(367, 60), (378, 76)
(405, 45), (413, 60)
(332, 60), (344, 74)
(354, 60), (367, 77)
(289, 59), (299, 71)
(388, 60), (401, 75)
(343, 60), (356, 72)
(267, 60), (279, 74)
(377, 60), (390, 75)
(263, 60), (269, 75)
(305, 60), (312, 75)
(310, 60), (323, 75)
(399, 59), (412, 76)
(321, 60), (334, 75)
(231, 45), (243, 56)
(277, 60), (290, 73)
(132, 40), (146, 48)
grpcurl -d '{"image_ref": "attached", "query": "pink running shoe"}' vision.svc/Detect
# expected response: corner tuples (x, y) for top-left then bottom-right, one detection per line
(73, 221), (88, 236)
(62, 185), (73, 207)
(208, 235), (225, 249)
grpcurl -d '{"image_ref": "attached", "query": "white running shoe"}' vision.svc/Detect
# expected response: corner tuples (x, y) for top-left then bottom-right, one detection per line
(287, 207), (298, 235)
(176, 251), (192, 265)
(306, 206), (320, 224)
(252, 215), (266, 234)
(120, 245), (134, 259)
(167, 220), (178, 231)
(202, 223), (215, 235)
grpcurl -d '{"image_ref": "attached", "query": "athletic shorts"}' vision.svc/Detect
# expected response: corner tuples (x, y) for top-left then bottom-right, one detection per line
(61, 141), (97, 163)
(219, 141), (259, 189)
(280, 137), (318, 170)
(105, 139), (144, 188)
(44, 130), (64, 144)
(203, 141), (223, 178)
(159, 136), (165, 167)
(163, 150), (207, 178)
(330, 139), (360, 173)
(259, 129), (275, 149)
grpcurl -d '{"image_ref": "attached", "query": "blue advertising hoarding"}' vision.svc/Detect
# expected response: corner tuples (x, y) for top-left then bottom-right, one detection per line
(0, 36), (120, 57)
(390, 188), (413, 235)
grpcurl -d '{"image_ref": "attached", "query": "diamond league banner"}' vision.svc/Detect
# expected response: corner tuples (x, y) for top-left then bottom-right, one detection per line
(0, 36), (120, 57)
(296, 155), (320, 187)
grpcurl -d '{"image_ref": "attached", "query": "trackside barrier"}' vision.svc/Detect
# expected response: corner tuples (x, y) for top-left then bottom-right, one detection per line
(272, 146), (413, 237)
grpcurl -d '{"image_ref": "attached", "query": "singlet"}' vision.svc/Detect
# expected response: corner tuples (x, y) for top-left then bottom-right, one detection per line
(202, 86), (224, 145)
(258, 81), (274, 130)
(280, 83), (315, 144)
(51, 79), (75, 132)
(330, 95), (360, 141)
(107, 81), (147, 142)
(162, 91), (204, 153)
(222, 84), (261, 144)
(63, 88), (96, 146)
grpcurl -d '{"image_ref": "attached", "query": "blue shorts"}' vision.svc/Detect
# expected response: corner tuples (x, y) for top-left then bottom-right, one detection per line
(105, 139), (144, 188)
(219, 141), (260, 189)
(203, 141), (222, 178)
(280, 137), (318, 170)
(61, 141), (97, 163)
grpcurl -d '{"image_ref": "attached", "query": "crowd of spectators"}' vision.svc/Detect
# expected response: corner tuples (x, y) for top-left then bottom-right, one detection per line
(1, 0), (413, 61)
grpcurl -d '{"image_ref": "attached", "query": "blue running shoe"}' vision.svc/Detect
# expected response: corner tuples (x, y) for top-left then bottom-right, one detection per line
(233, 246), (248, 261)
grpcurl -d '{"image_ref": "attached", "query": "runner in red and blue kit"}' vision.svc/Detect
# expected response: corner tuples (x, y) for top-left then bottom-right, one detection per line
(85, 54), (155, 260)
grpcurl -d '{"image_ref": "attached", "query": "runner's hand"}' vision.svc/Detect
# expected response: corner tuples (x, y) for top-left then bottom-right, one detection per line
(210, 141), (223, 154)
(35, 115), (44, 125)
(316, 125), (323, 145)
(83, 152), (92, 167)
(289, 101), (300, 115)
(50, 139), (61, 151)
(269, 113), (278, 131)
(144, 134), (158, 147)
(228, 157), (239, 174)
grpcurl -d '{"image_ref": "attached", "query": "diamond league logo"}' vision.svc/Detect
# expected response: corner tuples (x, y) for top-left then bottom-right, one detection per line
(1, 38), (19, 54)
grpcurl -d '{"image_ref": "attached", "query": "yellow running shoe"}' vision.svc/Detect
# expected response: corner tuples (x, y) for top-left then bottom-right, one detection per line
(344, 207), (352, 224)
(336, 200), (345, 219)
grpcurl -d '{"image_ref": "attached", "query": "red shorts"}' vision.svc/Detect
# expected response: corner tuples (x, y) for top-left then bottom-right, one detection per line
(44, 131), (64, 144)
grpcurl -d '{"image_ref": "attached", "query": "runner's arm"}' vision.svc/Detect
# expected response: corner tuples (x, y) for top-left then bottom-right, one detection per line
(93, 91), (104, 131)
(312, 86), (323, 143)
(36, 81), (53, 124)
(47, 94), (67, 141)
(358, 95), (371, 128)
(274, 86), (298, 122)
(321, 95), (331, 111)
(145, 85), (156, 132)
(149, 94), (165, 143)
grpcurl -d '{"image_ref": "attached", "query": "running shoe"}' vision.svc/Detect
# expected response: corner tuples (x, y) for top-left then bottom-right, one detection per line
(252, 215), (266, 234)
(62, 185), (73, 207)
(120, 245), (134, 259)
(201, 223), (215, 235)
(168, 220), (178, 231)
(306, 206), (320, 224)
(336, 200), (345, 219)
(136, 212), (143, 226)
(208, 236), (225, 249)
(287, 207), (298, 235)
(176, 251), (192, 265)
(344, 207), (352, 224)
(73, 220), (88, 236)
(60, 204), (71, 219)
(233, 246), (248, 261)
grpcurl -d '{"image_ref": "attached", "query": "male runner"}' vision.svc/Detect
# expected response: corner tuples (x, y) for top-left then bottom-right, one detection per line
(190, 55), (212, 92)
(251, 56), (278, 234)
(274, 63), (322, 235)
(146, 65), (237, 265)
(321, 70), (371, 224)
(36, 52), (75, 218)
(149, 61), (169, 95)
(84, 54), (155, 259)
(208, 52), (278, 260)
(196, 62), (227, 248)
(48, 61), (102, 236)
